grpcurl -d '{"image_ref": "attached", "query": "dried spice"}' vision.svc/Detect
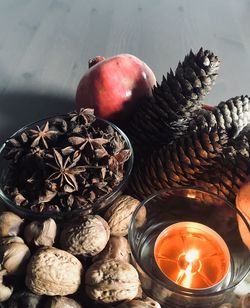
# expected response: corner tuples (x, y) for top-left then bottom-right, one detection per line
(28, 121), (60, 149)
(3, 109), (131, 214)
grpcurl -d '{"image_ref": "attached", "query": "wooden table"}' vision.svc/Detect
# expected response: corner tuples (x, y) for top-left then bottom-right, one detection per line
(0, 0), (249, 305)
(1, 0), (250, 143)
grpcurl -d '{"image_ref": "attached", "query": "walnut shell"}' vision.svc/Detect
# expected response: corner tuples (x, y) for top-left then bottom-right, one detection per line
(104, 195), (140, 236)
(46, 296), (82, 307)
(24, 218), (57, 247)
(238, 294), (250, 308)
(0, 236), (24, 246)
(0, 242), (30, 275)
(117, 297), (161, 308)
(0, 274), (13, 302)
(0, 212), (23, 237)
(25, 247), (83, 296)
(94, 236), (131, 263)
(60, 215), (110, 257)
(85, 258), (140, 304)
(5, 290), (45, 307)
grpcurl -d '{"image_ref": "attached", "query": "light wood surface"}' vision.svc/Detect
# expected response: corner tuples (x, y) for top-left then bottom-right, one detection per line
(0, 0), (249, 302)
(0, 0), (250, 143)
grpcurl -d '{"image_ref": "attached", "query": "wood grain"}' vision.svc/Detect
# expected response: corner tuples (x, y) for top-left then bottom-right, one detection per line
(0, 0), (250, 143)
(0, 0), (249, 303)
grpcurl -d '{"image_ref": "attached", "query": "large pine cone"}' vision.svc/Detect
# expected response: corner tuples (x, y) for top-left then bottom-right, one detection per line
(195, 156), (250, 202)
(129, 96), (250, 200)
(195, 127), (250, 202)
(125, 48), (220, 155)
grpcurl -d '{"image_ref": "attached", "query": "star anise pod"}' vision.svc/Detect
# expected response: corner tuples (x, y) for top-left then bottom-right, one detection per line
(49, 116), (68, 133)
(28, 147), (46, 159)
(46, 149), (85, 192)
(68, 134), (110, 159)
(38, 189), (57, 204)
(112, 132), (125, 153)
(9, 187), (27, 206)
(3, 108), (131, 214)
(68, 108), (96, 127)
(28, 121), (59, 149)
(3, 132), (28, 162)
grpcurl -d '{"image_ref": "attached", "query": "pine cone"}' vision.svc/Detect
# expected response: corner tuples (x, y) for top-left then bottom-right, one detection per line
(195, 156), (249, 202)
(195, 127), (250, 202)
(125, 48), (220, 155)
(129, 96), (250, 199)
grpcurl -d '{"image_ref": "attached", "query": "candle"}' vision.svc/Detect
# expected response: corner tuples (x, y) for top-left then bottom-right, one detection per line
(154, 222), (230, 290)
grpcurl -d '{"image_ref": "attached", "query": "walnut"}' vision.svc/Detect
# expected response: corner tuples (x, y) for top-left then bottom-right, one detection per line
(0, 212), (23, 237)
(0, 236), (24, 245)
(94, 236), (131, 263)
(104, 195), (140, 236)
(0, 273), (13, 302)
(24, 218), (57, 247)
(116, 296), (161, 307)
(0, 242), (30, 275)
(25, 247), (83, 296)
(85, 258), (140, 304)
(5, 290), (45, 307)
(238, 294), (250, 308)
(60, 215), (110, 256)
(46, 296), (82, 307)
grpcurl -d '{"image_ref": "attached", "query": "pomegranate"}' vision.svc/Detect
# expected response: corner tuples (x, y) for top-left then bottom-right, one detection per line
(75, 54), (156, 122)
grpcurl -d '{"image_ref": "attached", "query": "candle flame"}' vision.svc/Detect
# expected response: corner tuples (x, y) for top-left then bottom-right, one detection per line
(177, 249), (199, 288)
(185, 249), (199, 263)
(183, 262), (192, 288)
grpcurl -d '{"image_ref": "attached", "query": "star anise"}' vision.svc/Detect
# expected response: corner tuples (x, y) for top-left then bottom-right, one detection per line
(28, 121), (59, 149)
(3, 108), (131, 214)
(47, 149), (85, 192)
(68, 135), (109, 158)
(49, 116), (68, 132)
(9, 187), (27, 206)
(3, 132), (28, 162)
(68, 108), (96, 126)
(112, 131), (125, 153)
(29, 147), (46, 158)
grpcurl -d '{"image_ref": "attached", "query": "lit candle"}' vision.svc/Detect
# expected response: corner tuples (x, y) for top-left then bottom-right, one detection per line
(154, 222), (230, 290)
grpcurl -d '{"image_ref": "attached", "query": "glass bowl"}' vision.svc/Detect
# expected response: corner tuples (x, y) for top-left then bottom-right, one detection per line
(0, 115), (133, 220)
(128, 187), (250, 308)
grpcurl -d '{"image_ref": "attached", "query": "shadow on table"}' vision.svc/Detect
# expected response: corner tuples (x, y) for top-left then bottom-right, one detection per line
(0, 91), (74, 144)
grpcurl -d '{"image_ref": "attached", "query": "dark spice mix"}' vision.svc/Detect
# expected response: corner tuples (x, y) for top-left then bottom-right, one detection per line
(3, 109), (131, 214)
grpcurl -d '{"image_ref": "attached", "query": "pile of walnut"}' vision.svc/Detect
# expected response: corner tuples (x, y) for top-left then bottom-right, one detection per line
(0, 195), (161, 308)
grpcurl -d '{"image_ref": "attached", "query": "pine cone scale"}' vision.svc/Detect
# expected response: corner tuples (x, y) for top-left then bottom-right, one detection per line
(125, 48), (220, 155)
(128, 96), (250, 200)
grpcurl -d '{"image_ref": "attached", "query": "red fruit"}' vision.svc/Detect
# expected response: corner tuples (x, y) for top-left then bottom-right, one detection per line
(75, 54), (156, 121)
(202, 103), (214, 111)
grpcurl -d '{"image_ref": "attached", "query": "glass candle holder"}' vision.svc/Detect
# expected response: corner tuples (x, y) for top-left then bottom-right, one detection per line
(128, 187), (250, 308)
(0, 116), (133, 220)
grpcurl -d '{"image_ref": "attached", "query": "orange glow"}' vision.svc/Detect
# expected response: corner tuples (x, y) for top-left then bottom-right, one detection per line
(154, 222), (230, 289)
(185, 249), (199, 263)
(236, 181), (250, 250)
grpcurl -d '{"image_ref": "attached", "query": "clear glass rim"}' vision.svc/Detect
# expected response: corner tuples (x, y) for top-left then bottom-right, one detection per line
(0, 114), (134, 219)
(128, 186), (250, 297)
